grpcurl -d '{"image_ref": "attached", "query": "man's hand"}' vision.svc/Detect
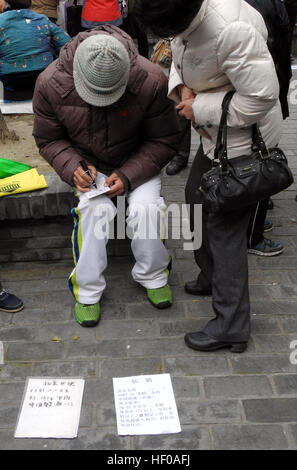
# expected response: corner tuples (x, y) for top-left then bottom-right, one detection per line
(105, 172), (125, 198)
(176, 98), (195, 121)
(73, 164), (97, 192)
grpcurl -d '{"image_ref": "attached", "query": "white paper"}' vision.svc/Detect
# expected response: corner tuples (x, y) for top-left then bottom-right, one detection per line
(86, 175), (110, 199)
(113, 374), (181, 435)
(0, 100), (33, 114)
(14, 377), (85, 439)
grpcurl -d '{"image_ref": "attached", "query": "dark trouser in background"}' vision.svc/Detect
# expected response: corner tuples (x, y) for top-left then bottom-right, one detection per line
(247, 198), (270, 247)
(1, 70), (43, 101)
(177, 116), (191, 158)
(185, 145), (252, 342)
(122, 15), (149, 58)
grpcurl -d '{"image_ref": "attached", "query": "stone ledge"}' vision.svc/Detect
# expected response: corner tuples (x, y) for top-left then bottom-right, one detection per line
(0, 173), (77, 221)
(1, 216), (133, 262)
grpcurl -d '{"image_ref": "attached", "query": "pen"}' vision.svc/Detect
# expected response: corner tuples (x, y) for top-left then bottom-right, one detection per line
(79, 160), (97, 189)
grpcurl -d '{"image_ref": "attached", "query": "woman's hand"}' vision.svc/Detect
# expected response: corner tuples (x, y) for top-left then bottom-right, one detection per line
(176, 98), (195, 121)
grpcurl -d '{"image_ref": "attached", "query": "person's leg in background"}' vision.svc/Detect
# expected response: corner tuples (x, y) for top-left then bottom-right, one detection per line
(131, 15), (149, 58)
(247, 199), (284, 256)
(285, 0), (297, 58)
(184, 144), (213, 295)
(0, 280), (24, 313)
(121, 14), (149, 58)
(166, 115), (191, 175)
(1, 70), (43, 101)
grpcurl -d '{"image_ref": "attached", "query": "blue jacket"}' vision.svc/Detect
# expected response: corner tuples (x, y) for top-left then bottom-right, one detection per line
(0, 9), (70, 76)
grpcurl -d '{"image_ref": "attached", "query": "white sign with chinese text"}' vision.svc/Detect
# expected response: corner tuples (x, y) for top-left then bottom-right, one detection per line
(113, 374), (181, 435)
(14, 377), (85, 439)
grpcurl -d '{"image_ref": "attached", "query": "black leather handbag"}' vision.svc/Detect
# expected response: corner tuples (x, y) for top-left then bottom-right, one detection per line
(198, 91), (294, 214)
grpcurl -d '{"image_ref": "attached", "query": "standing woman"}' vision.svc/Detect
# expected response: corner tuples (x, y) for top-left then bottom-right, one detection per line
(135, 0), (283, 352)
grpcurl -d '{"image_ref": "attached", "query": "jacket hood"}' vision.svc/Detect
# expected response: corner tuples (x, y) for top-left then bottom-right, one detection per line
(50, 25), (147, 100)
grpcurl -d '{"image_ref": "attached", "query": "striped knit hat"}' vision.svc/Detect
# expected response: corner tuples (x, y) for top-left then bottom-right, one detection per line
(73, 34), (130, 107)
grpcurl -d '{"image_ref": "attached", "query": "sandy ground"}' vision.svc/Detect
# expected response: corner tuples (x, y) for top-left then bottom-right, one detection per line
(2, 114), (53, 174)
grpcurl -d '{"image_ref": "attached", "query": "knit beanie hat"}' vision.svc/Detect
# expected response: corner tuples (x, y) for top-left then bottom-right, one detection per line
(73, 34), (130, 107)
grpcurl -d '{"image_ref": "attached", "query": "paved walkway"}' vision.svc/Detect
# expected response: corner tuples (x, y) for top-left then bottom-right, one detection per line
(0, 80), (297, 450)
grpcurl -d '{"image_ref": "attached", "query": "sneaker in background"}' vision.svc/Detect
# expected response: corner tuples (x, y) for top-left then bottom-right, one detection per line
(0, 289), (24, 313)
(248, 238), (284, 257)
(263, 220), (274, 232)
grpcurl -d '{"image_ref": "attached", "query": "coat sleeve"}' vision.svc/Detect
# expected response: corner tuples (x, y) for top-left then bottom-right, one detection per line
(48, 20), (71, 51)
(168, 61), (183, 104)
(32, 74), (83, 186)
(192, 21), (280, 128)
(116, 71), (181, 190)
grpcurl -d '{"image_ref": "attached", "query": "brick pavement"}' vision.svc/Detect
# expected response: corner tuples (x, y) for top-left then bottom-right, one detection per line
(0, 80), (297, 450)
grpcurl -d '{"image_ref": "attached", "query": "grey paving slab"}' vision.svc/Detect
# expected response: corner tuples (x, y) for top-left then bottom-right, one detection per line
(210, 424), (289, 450)
(203, 375), (274, 399)
(133, 426), (212, 450)
(243, 398), (297, 423)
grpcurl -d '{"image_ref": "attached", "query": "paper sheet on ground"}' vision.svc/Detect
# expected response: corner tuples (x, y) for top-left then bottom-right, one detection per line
(0, 99), (33, 114)
(113, 374), (181, 435)
(14, 377), (85, 438)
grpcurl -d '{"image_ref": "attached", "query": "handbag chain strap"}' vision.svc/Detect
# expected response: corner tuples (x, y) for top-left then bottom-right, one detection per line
(214, 91), (269, 174)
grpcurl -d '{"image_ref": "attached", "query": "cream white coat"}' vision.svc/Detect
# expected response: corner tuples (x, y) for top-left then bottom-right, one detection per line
(168, 0), (283, 158)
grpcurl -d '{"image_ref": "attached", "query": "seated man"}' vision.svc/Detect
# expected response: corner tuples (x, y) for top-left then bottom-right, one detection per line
(33, 26), (180, 327)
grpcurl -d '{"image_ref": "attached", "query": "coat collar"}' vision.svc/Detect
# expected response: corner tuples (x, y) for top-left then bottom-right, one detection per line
(179, 0), (209, 39)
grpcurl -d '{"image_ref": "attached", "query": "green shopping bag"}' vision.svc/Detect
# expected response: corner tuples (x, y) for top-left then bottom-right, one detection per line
(0, 158), (32, 179)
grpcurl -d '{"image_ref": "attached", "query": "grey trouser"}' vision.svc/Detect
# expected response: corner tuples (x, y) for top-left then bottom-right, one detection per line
(185, 145), (252, 342)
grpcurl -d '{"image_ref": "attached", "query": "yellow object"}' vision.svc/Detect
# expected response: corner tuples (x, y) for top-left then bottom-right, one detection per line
(0, 168), (48, 197)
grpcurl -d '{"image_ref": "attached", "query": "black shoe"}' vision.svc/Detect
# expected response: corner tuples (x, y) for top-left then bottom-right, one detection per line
(267, 198), (274, 210)
(184, 280), (212, 296)
(166, 155), (188, 175)
(184, 331), (247, 353)
(0, 289), (24, 313)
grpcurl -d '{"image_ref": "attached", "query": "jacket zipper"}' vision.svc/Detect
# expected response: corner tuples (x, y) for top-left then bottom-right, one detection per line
(104, 107), (108, 153)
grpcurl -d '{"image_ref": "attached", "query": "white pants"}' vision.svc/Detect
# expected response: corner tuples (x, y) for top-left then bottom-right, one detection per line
(68, 173), (170, 304)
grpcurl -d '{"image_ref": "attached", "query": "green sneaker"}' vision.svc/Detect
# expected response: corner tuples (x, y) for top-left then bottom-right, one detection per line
(75, 302), (100, 327)
(146, 285), (172, 309)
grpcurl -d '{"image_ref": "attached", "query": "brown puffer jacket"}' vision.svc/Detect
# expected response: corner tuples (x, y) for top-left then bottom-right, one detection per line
(33, 25), (181, 190)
